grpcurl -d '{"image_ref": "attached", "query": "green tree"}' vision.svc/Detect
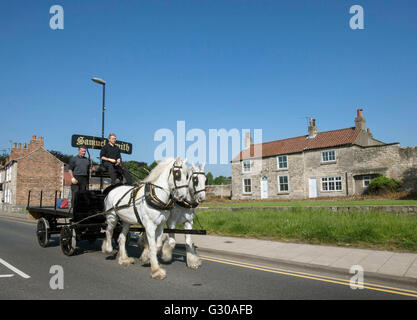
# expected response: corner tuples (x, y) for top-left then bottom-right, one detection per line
(48, 150), (72, 164)
(0, 152), (8, 164)
(206, 172), (214, 185)
(123, 160), (159, 181)
(213, 175), (232, 185)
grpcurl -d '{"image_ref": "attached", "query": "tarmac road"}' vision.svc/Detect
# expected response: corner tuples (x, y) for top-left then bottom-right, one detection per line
(0, 217), (415, 300)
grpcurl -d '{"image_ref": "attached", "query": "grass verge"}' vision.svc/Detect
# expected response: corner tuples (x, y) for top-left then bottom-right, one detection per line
(203, 199), (417, 208)
(196, 208), (417, 252)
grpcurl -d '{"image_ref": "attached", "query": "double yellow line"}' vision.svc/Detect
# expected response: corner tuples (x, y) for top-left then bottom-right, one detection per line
(180, 252), (417, 298)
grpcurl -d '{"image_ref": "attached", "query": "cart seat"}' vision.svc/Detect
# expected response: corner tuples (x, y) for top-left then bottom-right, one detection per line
(91, 165), (110, 178)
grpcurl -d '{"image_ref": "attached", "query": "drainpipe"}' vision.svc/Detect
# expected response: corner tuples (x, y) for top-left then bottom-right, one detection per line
(345, 172), (349, 196)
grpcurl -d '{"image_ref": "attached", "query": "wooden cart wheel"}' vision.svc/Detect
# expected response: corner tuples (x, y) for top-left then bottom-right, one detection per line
(60, 226), (76, 256)
(36, 218), (50, 248)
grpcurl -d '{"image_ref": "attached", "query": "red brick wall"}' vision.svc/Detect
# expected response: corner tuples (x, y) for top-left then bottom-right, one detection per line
(9, 147), (28, 162)
(16, 148), (63, 206)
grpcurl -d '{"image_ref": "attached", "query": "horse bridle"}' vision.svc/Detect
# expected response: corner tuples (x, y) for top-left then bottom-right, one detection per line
(146, 162), (188, 202)
(171, 163), (189, 191)
(189, 171), (207, 196)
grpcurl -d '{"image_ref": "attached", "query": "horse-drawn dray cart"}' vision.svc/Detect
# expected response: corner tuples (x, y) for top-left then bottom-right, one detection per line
(28, 189), (125, 256)
(27, 186), (206, 256)
(28, 135), (207, 279)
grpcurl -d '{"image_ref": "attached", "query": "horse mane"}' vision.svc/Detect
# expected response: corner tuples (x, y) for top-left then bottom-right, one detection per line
(142, 157), (176, 183)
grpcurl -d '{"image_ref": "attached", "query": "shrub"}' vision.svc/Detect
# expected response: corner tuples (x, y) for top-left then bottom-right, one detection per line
(366, 176), (401, 194)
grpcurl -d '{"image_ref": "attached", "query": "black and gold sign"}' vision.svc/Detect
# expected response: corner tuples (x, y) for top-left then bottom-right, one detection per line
(71, 134), (132, 154)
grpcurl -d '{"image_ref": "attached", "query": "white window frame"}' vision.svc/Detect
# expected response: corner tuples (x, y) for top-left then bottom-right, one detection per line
(363, 175), (372, 187)
(242, 178), (252, 194)
(321, 150), (336, 163)
(242, 160), (251, 173)
(277, 155), (288, 170)
(321, 176), (343, 192)
(277, 175), (290, 193)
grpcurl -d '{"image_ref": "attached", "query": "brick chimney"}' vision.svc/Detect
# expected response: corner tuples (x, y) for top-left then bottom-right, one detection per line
(355, 109), (366, 131)
(308, 118), (318, 137)
(9, 140), (29, 161)
(28, 135), (44, 153)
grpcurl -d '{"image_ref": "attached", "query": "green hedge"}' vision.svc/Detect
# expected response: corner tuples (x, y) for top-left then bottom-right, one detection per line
(366, 176), (401, 194)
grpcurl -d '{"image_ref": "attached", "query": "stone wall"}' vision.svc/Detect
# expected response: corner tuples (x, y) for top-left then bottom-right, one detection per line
(206, 184), (231, 198)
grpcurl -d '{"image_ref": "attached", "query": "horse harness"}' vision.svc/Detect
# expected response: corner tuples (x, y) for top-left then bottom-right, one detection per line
(175, 171), (207, 209)
(112, 185), (144, 225)
(109, 163), (189, 223)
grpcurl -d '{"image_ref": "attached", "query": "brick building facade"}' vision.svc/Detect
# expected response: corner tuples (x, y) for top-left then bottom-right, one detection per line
(231, 110), (417, 200)
(0, 135), (64, 206)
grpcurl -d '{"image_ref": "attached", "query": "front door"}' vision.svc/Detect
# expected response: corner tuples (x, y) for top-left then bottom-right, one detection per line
(309, 178), (317, 198)
(261, 176), (268, 199)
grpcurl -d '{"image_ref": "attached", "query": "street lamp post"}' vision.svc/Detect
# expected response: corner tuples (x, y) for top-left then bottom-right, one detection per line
(92, 77), (106, 190)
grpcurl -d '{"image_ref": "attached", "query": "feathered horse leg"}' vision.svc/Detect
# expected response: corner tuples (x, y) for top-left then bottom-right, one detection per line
(138, 232), (150, 264)
(184, 219), (201, 269)
(117, 221), (135, 266)
(146, 224), (166, 279)
(101, 211), (117, 254)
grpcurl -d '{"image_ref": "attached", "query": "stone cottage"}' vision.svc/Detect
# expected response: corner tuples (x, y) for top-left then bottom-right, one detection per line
(231, 109), (417, 200)
(0, 135), (64, 207)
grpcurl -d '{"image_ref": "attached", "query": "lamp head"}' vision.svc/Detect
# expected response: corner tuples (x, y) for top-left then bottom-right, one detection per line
(92, 77), (106, 85)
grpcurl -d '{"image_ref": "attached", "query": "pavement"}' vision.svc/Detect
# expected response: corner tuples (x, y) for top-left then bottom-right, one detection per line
(1, 210), (417, 286)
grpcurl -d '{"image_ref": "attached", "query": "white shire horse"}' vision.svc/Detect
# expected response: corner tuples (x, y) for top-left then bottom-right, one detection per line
(101, 157), (189, 279)
(140, 163), (206, 269)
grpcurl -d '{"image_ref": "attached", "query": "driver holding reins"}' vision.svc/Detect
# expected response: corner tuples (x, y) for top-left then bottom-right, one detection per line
(100, 133), (133, 185)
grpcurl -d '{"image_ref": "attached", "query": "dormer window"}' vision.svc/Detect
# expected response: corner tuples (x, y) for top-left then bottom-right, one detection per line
(321, 150), (336, 163)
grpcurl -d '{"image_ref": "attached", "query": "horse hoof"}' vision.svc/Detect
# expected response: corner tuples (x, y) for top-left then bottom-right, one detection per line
(101, 243), (113, 254)
(188, 262), (201, 270)
(118, 259), (132, 266)
(151, 268), (166, 280)
(139, 255), (150, 265)
(139, 251), (150, 265)
(161, 253), (173, 263)
(187, 256), (202, 270)
(118, 257), (134, 266)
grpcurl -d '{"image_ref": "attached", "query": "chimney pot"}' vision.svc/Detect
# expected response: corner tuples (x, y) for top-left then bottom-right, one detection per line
(355, 109), (366, 131)
(38, 136), (42, 141)
(308, 118), (318, 137)
(18, 143), (22, 149)
(13, 142), (17, 149)
(32, 135), (36, 140)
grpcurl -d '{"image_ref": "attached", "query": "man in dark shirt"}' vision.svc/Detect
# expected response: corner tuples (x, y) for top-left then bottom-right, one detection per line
(100, 133), (125, 184)
(68, 146), (90, 204)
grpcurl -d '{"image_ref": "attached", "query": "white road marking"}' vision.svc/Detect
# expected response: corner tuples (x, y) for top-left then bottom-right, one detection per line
(0, 258), (30, 279)
(0, 274), (14, 278)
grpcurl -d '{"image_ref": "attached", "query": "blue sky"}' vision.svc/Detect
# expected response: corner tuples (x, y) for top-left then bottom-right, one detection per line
(1, 0), (416, 177)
